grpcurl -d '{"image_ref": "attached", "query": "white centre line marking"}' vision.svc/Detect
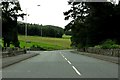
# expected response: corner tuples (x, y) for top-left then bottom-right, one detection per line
(65, 58), (68, 61)
(60, 53), (82, 76)
(27, 70), (31, 72)
(62, 55), (65, 58)
(67, 61), (72, 64)
(72, 66), (81, 76)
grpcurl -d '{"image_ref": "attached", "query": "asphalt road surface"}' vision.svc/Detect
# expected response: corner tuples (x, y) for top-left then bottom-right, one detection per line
(2, 50), (118, 78)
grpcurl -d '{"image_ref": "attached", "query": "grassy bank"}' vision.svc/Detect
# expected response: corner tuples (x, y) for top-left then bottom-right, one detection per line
(18, 35), (71, 50)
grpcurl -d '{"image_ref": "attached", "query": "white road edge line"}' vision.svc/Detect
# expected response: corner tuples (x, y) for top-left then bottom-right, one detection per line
(72, 66), (81, 76)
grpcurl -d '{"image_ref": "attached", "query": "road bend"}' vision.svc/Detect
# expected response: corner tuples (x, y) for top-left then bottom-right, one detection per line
(2, 50), (118, 78)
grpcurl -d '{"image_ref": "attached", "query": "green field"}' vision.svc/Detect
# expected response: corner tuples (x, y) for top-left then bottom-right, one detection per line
(62, 34), (71, 39)
(18, 35), (71, 50)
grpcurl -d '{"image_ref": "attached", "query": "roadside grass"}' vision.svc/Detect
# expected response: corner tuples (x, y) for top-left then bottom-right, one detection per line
(18, 35), (71, 50)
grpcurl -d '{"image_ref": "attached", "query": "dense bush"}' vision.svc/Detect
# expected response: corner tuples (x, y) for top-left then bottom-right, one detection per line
(95, 39), (120, 49)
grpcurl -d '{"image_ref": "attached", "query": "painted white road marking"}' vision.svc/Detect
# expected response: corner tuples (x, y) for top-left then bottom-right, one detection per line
(72, 66), (81, 76)
(27, 70), (31, 72)
(44, 51), (48, 52)
(60, 53), (82, 76)
(65, 58), (68, 61)
(67, 61), (72, 64)
(61, 54), (63, 56)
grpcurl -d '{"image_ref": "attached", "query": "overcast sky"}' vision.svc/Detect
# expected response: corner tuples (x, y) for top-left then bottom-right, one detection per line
(18, 0), (72, 28)
(18, 0), (119, 28)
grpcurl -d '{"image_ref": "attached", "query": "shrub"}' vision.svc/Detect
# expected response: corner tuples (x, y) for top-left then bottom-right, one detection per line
(94, 45), (101, 48)
(100, 39), (120, 49)
(111, 44), (120, 49)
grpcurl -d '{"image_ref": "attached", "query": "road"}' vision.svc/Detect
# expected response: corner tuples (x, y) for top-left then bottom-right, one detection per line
(2, 50), (118, 78)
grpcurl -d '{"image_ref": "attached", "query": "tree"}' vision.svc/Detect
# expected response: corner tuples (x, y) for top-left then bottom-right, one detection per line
(64, 2), (89, 47)
(1, 0), (25, 47)
(64, 1), (120, 48)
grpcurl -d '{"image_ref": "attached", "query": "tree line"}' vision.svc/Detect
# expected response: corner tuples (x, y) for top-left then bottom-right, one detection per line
(17, 22), (64, 38)
(64, 1), (120, 48)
